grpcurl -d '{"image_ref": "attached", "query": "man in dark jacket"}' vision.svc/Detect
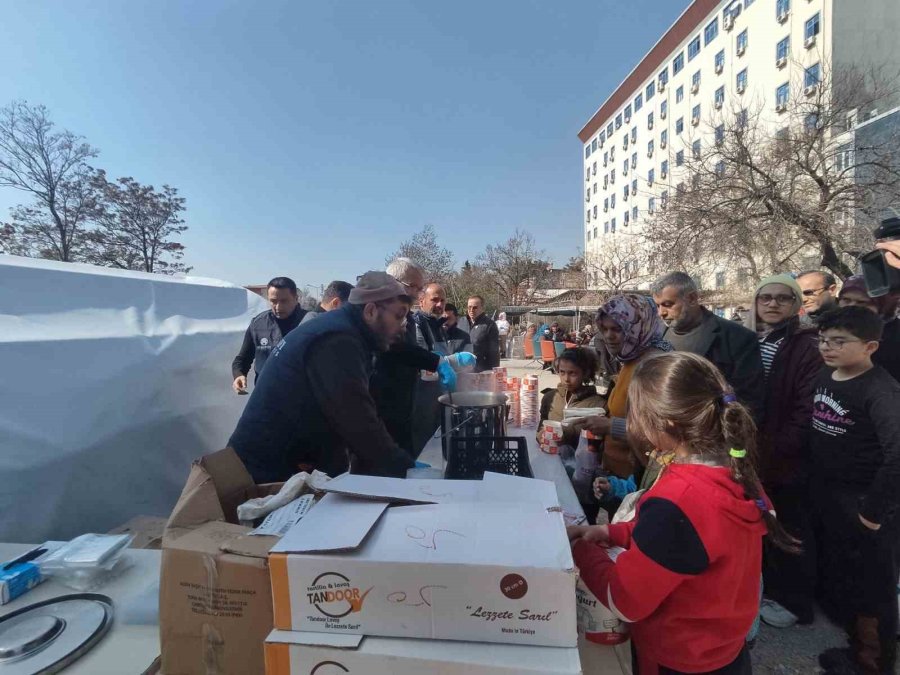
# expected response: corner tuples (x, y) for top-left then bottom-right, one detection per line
(460, 295), (500, 372)
(300, 280), (353, 325)
(232, 277), (306, 393)
(227, 272), (416, 482)
(442, 303), (473, 354)
(652, 272), (765, 419)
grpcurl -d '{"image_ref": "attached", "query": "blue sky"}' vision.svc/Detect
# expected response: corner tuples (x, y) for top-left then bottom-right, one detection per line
(0, 0), (684, 288)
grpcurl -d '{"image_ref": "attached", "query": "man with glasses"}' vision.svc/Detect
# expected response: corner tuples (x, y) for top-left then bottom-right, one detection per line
(797, 270), (838, 323)
(461, 295), (500, 372)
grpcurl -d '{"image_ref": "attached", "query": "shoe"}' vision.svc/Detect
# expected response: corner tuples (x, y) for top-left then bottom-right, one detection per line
(760, 598), (799, 628)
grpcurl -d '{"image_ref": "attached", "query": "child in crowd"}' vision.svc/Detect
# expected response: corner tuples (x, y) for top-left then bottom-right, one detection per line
(811, 307), (900, 675)
(537, 348), (605, 450)
(568, 352), (795, 675)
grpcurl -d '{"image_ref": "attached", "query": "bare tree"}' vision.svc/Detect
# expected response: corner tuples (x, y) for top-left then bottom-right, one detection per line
(88, 172), (190, 274)
(385, 224), (455, 282)
(643, 64), (900, 280)
(476, 229), (552, 306)
(584, 233), (653, 293)
(445, 260), (498, 311)
(0, 102), (100, 261)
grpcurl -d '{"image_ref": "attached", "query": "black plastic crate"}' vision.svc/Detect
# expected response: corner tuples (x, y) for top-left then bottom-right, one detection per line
(445, 436), (533, 480)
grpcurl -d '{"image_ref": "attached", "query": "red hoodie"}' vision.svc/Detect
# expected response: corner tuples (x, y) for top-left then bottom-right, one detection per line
(572, 463), (766, 674)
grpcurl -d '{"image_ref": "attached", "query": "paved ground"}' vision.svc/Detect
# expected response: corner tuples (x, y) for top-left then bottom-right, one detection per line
(499, 358), (875, 674)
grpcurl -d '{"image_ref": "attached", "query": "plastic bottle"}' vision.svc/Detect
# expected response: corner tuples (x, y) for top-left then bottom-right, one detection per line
(572, 430), (600, 503)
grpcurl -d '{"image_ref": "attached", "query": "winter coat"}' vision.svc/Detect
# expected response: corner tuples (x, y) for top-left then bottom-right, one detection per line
(538, 384), (606, 447)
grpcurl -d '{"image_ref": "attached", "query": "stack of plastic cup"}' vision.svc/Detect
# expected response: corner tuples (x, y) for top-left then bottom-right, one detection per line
(493, 367), (507, 393)
(520, 374), (540, 427)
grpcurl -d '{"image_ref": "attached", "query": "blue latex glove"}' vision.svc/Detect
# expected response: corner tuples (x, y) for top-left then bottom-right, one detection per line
(441, 352), (477, 371)
(608, 475), (637, 499)
(437, 359), (458, 391)
(414, 461), (431, 468)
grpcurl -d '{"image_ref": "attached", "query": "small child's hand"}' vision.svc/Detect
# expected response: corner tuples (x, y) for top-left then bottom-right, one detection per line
(567, 524), (609, 546)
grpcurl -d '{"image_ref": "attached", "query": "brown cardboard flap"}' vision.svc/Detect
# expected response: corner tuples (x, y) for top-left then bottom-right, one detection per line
(108, 515), (168, 550)
(223, 532), (280, 559)
(270, 493), (389, 554)
(167, 520), (250, 556)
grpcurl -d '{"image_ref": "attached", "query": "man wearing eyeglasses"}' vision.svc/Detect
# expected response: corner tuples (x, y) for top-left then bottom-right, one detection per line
(797, 270), (838, 322)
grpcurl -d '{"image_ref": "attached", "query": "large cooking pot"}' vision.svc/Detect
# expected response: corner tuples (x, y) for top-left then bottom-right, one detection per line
(437, 391), (508, 460)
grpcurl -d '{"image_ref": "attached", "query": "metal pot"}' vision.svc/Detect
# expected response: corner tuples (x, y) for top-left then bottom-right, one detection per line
(438, 391), (509, 460)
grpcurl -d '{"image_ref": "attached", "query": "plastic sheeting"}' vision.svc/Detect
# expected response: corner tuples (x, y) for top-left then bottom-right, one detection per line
(0, 255), (268, 542)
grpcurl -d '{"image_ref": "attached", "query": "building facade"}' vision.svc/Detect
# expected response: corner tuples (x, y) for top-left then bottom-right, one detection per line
(578, 0), (900, 291)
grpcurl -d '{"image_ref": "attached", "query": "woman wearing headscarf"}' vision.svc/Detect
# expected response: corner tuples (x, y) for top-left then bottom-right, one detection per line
(839, 275), (900, 383)
(749, 274), (821, 630)
(583, 294), (673, 481)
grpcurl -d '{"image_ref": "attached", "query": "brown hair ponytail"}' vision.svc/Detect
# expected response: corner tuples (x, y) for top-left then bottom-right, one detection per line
(628, 352), (800, 553)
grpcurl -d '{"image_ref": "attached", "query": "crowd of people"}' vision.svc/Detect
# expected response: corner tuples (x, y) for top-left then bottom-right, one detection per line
(224, 251), (900, 675)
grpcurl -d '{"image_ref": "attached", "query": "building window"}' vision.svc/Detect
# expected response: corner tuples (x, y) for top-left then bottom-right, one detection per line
(647, 111), (654, 129)
(593, 227), (598, 239)
(715, 124), (725, 145)
(631, 153), (638, 169)
(586, 230), (591, 241)
(607, 122), (614, 137)
(623, 135), (629, 150)
(805, 12), (821, 39)
(632, 206), (639, 221)
(592, 161), (597, 175)
(600, 130), (606, 145)
(648, 140), (654, 156)
(673, 52), (684, 74)
(716, 271), (726, 289)
(604, 221), (609, 234)
(616, 113), (623, 129)
(649, 197), (657, 213)
(676, 86), (684, 103)
(661, 101), (668, 118)
(661, 190), (669, 207)
(776, 0), (790, 17)
(676, 150), (684, 166)
(692, 139), (701, 158)
(737, 29), (748, 54)
(661, 129), (668, 147)
(805, 62), (821, 87)
(611, 217), (616, 233)
(715, 49), (725, 72)
(611, 168), (616, 183)
(776, 82), (789, 108)
(593, 183), (598, 194)
(586, 167), (591, 181)
(737, 68), (748, 91)
(777, 36), (790, 62)
(623, 159), (629, 174)
(611, 194), (616, 208)
(587, 210), (591, 223)
(715, 160), (725, 176)
(624, 104), (632, 122)
(736, 108), (748, 128)
(624, 184), (629, 198)
(624, 211), (630, 226)
(604, 197), (609, 211)
(744, 0), (755, 7)
(661, 159), (669, 176)
(648, 168), (655, 184)
(692, 104), (701, 124)
(715, 86), (725, 107)
(835, 144), (854, 172)
(634, 93), (643, 111)
(585, 146), (590, 159)
(593, 205), (598, 217)
(805, 112), (820, 132)
(704, 18), (719, 45)
(632, 178), (638, 193)
(646, 81), (656, 101)
(631, 127), (637, 143)
(659, 67), (669, 87)
(591, 139), (597, 153)
(688, 36), (701, 61)
(676, 117), (684, 135)
(692, 70), (701, 90)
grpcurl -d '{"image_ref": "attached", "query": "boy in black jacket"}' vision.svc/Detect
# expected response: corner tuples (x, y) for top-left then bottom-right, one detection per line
(811, 307), (900, 675)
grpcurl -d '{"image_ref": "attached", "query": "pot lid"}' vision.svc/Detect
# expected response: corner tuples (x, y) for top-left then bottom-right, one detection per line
(0, 593), (112, 674)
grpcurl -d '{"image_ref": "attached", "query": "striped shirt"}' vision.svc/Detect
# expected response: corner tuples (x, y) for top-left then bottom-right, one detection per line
(759, 335), (784, 378)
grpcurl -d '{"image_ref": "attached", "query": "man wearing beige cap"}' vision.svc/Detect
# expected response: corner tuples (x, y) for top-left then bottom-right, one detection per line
(228, 271), (419, 481)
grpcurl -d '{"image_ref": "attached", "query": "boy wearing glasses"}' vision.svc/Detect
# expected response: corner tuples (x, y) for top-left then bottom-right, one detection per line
(812, 306), (900, 675)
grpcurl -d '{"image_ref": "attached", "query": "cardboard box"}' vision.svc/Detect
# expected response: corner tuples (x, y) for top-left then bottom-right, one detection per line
(269, 485), (578, 647)
(108, 515), (168, 550)
(159, 448), (294, 675)
(264, 630), (583, 674)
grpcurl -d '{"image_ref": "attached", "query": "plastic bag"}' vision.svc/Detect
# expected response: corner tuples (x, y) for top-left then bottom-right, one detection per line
(39, 533), (134, 591)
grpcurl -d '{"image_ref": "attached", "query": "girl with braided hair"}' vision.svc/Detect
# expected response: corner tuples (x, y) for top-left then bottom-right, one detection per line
(568, 351), (797, 675)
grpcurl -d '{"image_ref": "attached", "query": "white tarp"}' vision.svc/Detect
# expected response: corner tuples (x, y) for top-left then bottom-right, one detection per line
(0, 255), (268, 542)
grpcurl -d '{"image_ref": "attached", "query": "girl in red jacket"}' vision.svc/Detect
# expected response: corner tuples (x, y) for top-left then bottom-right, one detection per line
(568, 352), (797, 675)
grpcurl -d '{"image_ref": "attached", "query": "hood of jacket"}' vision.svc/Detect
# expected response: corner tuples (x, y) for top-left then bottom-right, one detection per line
(554, 383), (601, 405)
(663, 463), (767, 533)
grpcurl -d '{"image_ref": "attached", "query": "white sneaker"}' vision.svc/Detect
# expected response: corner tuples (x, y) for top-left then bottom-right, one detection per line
(759, 599), (798, 628)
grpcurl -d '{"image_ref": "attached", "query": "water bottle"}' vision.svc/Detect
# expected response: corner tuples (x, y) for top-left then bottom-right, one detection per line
(572, 431), (600, 503)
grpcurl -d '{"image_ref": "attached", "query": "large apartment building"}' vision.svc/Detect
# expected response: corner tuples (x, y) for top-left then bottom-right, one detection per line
(578, 0), (900, 292)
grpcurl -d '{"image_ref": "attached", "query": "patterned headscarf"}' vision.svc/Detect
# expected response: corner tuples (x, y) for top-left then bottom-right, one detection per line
(596, 294), (673, 362)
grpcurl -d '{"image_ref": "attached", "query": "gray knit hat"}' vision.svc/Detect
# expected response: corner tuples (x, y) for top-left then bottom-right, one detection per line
(348, 271), (412, 305)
